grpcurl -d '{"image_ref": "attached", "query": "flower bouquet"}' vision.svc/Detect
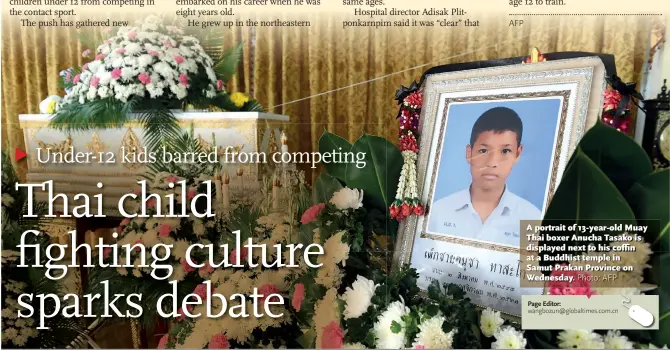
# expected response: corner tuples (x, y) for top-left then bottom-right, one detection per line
(1, 151), (86, 348)
(50, 16), (262, 151)
(87, 171), (227, 326)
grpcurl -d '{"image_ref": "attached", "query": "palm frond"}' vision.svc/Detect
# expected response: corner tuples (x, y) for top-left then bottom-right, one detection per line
(214, 42), (243, 82)
(50, 98), (139, 131)
(137, 101), (181, 153)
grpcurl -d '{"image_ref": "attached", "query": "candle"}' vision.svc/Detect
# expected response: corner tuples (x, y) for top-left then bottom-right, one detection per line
(280, 131), (289, 164)
(215, 170), (222, 205)
(222, 170), (230, 211)
(272, 175), (281, 211)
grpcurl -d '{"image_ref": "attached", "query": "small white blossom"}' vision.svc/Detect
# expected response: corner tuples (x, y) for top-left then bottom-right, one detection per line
(480, 307), (504, 338)
(373, 300), (410, 349)
(492, 326), (527, 349)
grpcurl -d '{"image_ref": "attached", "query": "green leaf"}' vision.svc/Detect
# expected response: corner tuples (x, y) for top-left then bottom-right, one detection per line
(390, 320), (402, 334)
(345, 134), (403, 210)
(626, 169), (670, 252)
(312, 173), (343, 204)
(214, 42), (243, 82)
(649, 252), (670, 347)
(296, 329), (316, 349)
(318, 130), (352, 182)
(543, 148), (636, 227)
(579, 122), (653, 194)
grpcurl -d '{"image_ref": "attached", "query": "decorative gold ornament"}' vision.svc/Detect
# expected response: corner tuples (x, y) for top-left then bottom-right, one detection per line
(86, 132), (108, 154)
(119, 128), (144, 170)
(267, 130), (278, 154)
(523, 47), (547, 64)
(37, 135), (73, 154)
(197, 134), (213, 150)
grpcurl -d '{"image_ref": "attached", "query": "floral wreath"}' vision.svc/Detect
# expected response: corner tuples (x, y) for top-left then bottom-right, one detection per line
(389, 81), (424, 221)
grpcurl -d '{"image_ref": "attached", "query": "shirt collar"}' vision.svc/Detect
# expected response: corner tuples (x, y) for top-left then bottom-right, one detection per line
(453, 185), (513, 215)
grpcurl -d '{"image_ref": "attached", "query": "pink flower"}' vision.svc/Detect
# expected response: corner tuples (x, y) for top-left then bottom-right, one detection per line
(95, 54), (106, 61)
(321, 321), (344, 349)
(64, 71), (72, 83)
(230, 247), (248, 265)
(90, 76), (100, 88)
(157, 335), (168, 349)
(163, 40), (173, 47)
(104, 39), (112, 44)
(187, 187), (197, 199)
(127, 31), (137, 39)
(138, 72), (151, 85)
(217, 80), (224, 90)
(258, 283), (281, 303)
(176, 305), (194, 320)
(300, 203), (325, 225)
(103, 247), (112, 259)
(82, 63), (89, 71)
(414, 345), (425, 349)
(111, 68), (122, 80)
(199, 262), (215, 275)
(548, 265), (597, 297)
(193, 283), (212, 301)
(208, 333), (230, 349)
(158, 224), (172, 237)
(146, 198), (156, 208)
(179, 73), (189, 87)
(292, 283), (305, 312)
(73, 74), (81, 84)
(133, 240), (143, 252)
(166, 25), (179, 32)
(166, 175), (179, 183)
(103, 27), (112, 33)
(116, 48), (126, 54)
(82, 49), (91, 58)
(174, 56), (184, 64)
(148, 50), (160, 56)
(181, 257), (196, 273)
(120, 217), (131, 226)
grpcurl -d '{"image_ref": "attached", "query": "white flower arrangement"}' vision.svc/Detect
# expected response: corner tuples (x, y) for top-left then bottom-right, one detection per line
(329, 187), (364, 211)
(341, 275), (378, 320)
(373, 300), (410, 349)
(59, 16), (220, 108)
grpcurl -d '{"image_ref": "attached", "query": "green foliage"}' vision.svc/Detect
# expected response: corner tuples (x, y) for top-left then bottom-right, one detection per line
(318, 129), (352, 183)
(345, 133), (404, 210)
(541, 122), (669, 348)
(317, 131), (403, 236)
(214, 42), (243, 82)
(1, 151), (87, 348)
(312, 173), (343, 204)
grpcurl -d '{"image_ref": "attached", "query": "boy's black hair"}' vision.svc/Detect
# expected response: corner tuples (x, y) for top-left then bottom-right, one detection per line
(469, 107), (523, 146)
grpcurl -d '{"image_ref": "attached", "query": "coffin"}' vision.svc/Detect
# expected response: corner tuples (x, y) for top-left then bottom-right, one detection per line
(19, 112), (289, 216)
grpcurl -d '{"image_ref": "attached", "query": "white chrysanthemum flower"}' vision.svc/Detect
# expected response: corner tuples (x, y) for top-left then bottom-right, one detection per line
(492, 326), (527, 349)
(412, 315), (455, 349)
(480, 307), (504, 338)
(557, 329), (604, 349)
(603, 330), (633, 349)
(649, 344), (669, 349)
(330, 187), (364, 210)
(341, 275), (378, 319)
(323, 231), (350, 265)
(373, 300), (410, 349)
(343, 343), (367, 349)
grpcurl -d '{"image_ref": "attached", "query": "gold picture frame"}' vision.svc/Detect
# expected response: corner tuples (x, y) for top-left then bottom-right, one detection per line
(393, 57), (607, 318)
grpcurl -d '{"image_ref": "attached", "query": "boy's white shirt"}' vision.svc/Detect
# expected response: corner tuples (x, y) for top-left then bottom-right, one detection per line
(427, 186), (542, 247)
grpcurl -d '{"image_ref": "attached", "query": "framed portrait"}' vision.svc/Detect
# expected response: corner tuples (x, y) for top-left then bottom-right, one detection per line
(394, 57), (607, 318)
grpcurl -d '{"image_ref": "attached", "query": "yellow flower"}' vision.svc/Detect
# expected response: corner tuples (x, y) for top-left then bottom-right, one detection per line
(46, 99), (58, 113)
(230, 92), (249, 108)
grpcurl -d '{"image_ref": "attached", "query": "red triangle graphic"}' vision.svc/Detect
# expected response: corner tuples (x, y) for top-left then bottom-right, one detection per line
(15, 148), (27, 161)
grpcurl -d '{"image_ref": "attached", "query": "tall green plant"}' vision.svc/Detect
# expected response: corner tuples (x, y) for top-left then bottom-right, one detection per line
(315, 130), (403, 236)
(541, 122), (669, 347)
